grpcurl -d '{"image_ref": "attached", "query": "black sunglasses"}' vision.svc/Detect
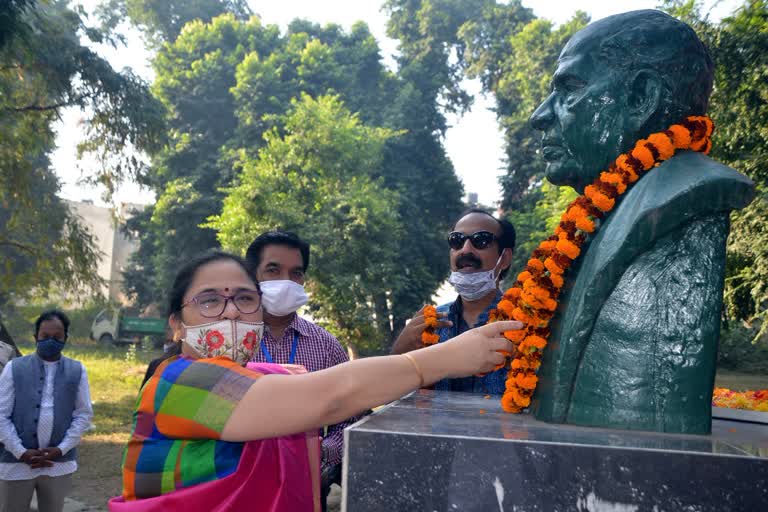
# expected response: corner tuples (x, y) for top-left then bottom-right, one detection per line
(447, 231), (498, 250)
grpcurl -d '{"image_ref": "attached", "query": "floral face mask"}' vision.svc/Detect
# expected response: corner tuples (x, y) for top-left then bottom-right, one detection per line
(182, 319), (265, 364)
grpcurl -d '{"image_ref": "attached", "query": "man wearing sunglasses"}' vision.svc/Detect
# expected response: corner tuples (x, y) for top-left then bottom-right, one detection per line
(245, 230), (355, 512)
(391, 208), (515, 395)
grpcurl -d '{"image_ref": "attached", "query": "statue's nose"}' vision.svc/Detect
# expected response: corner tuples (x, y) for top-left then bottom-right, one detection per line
(530, 93), (555, 131)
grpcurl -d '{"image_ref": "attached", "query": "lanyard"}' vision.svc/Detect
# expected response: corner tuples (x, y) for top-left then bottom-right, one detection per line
(260, 331), (299, 365)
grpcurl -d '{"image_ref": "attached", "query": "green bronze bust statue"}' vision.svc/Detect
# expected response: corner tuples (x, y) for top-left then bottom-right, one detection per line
(528, 10), (754, 434)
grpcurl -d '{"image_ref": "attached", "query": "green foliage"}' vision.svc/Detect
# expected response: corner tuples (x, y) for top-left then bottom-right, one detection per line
(662, 0), (768, 342)
(97, 0), (252, 47)
(461, 10), (588, 208)
(717, 323), (768, 373)
(503, 182), (577, 280)
(123, 11), (465, 350)
(211, 94), (403, 351)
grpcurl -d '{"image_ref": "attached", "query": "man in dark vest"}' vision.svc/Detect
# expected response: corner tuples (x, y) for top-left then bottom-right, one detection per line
(528, 10), (754, 434)
(0, 310), (93, 512)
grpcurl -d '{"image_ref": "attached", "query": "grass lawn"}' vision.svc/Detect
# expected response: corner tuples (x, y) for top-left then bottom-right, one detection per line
(714, 369), (768, 391)
(14, 337), (162, 508)
(9, 338), (765, 510)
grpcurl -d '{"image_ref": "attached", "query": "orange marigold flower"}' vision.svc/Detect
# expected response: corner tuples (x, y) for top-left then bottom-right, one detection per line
(422, 332), (440, 345)
(497, 299), (516, 318)
(539, 240), (557, 252)
(515, 373), (539, 390)
(503, 288), (522, 301)
(527, 259), (545, 273)
(690, 136), (708, 152)
(631, 142), (655, 170)
(615, 154), (640, 182)
(549, 273), (564, 289)
(517, 271), (532, 284)
(599, 172), (627, 194)
(504, 329), (526, 343)
(556, 238), (581, 260)
(544, 257), (564, 276)
(585, 185), (615, 212)
(510, 358), (528, 370)
(512, 307), (533, 324)
(647, 132), (675, 160)
(424, 316), (439, 328)
(501, 393), (523, 413)
(667, 124), (692, 149)
(574, 215), (595, 233)
(524, 335), (547, 350)
(511, 388), (532, 408)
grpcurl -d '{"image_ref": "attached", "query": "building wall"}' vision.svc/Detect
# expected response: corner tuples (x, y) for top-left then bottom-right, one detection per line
(65, 200), (143, 304)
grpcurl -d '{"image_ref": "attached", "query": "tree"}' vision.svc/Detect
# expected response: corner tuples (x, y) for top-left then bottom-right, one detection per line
(123, 12), (466, 350)
(211, 94), (403, 355)
(0, 0), (163, 342)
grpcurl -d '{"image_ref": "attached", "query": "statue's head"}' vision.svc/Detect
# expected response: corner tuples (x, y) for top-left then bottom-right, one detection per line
(530, 10), (714, 192)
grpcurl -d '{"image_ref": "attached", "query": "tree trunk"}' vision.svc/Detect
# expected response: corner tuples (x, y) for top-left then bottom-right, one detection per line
(346, 343), (359, 361)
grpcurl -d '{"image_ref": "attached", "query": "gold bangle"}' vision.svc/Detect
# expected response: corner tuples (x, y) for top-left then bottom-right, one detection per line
(403, 353), (425, 388)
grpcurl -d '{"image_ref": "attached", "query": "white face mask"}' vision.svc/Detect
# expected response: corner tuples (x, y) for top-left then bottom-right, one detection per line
(448, 251), (506, 302)
(183, 319), (264, 364)
(260, 280), (309, 317)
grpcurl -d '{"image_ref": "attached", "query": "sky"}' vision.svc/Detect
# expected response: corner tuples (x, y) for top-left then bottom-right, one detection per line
(53, 0), (741, 208)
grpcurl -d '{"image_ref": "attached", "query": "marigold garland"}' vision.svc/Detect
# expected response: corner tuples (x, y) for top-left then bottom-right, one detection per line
(491, 115), (715, 413)
(712, 387), (768, 412)
(421, 304), (440, 345)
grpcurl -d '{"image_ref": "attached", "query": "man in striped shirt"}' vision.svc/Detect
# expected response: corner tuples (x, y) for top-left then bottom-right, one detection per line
(246, 230), (355, 511)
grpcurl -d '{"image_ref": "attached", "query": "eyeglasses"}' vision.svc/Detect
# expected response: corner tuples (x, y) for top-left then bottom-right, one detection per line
(447, 231), (498, 250)
(182, 291), (262, 318)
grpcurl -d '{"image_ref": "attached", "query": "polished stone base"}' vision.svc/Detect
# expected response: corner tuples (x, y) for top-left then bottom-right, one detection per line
(342, 390), (768, 511)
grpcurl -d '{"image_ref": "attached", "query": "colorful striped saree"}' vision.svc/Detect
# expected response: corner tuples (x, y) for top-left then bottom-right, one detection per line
(109, 356), (320, 511)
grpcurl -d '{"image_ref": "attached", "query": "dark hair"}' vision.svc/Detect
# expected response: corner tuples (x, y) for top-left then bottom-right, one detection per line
(34, 310), (70, 340)
(245, 230), (311, 272)
(167, 250), (259, 318)
(453, 208), (517, 280)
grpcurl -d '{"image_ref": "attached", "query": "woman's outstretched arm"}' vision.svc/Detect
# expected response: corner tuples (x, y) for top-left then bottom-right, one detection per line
(222, 320), (521, 441)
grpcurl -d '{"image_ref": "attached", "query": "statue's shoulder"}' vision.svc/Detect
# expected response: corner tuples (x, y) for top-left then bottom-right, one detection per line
(642, 151), (754, 211)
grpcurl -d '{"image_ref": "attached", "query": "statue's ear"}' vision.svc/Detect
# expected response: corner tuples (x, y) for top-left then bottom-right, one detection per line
(627, 69), (662, 132)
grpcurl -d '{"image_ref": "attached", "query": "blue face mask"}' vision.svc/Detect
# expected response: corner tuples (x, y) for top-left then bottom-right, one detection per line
(37, 337), (65, 360)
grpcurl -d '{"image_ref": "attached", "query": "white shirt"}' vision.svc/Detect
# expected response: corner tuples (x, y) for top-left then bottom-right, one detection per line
(0, 358), (93, 480)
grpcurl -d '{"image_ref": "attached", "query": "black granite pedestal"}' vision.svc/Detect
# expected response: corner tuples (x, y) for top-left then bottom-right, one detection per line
(343, 390), (768, 511)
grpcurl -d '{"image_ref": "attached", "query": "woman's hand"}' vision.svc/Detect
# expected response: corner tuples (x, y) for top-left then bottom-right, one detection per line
(413, 320), (523, 383)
